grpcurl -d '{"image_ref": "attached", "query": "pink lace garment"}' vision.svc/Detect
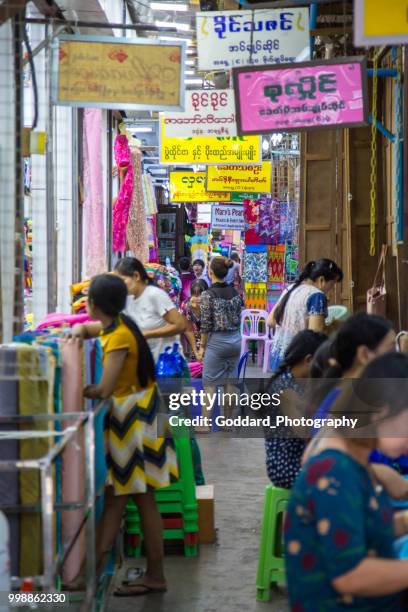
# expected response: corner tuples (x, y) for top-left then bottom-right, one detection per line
(83, 109), (106, 276)
(126, 146), (149, 262)
(113, 135), (133, 252)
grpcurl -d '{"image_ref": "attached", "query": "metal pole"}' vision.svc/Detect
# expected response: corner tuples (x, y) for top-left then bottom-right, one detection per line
(40, 462), (55, 590)
(106, 111), (113, 270)
(23, 17), (178, 33)
(84, 411), (96, 611)
(72, 107), (80, 282)
(45, 23), (57, 312)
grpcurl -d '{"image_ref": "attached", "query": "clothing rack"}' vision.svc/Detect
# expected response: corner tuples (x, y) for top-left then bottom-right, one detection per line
(0, 402), (108, 612)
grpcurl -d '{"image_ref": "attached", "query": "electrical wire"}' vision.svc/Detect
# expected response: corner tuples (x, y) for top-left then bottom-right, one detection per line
(22, 18), (38, 130)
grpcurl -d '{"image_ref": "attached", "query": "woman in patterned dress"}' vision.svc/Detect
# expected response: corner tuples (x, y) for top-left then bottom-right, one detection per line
(180, 278), (208, 361)
(285, 353), (408, 611)
(267, 259), (343, 372)
(72, 274), (178, 596)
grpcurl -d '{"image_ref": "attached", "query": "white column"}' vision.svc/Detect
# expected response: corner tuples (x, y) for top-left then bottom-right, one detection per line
(0, 21), (16, 342)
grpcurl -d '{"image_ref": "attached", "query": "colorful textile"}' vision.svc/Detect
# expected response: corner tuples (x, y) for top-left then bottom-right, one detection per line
(180, 300), (202, 354)
(279, 200), (297, 244)
(200, 284), (242, 333)
(245, 244), (267, 253)
(258, 196), (281, 245)
(113, 135), (133, 253)
(244, 252), (268, 283)
(268, 245), (285, 282)
(266, 284), (282, 313)
(127, 146), (149, 262)
(285, 241), (299, 283)
(244, 282), (267, 310)
(243, 197), (260, 245)
(285, 449), (400, 611)
(83, 109), (106, 277)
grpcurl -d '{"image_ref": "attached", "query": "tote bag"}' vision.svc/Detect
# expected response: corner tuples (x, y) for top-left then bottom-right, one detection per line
(367, 245), (387, 316)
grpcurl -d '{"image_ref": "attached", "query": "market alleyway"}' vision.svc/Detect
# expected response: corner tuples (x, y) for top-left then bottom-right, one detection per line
(107, 434), (289, 612)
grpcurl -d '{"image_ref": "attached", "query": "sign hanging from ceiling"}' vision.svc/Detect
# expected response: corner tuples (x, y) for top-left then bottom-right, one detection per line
(207, 162), (272, 193)
(354, 0), (408, 46)
(52, 35), (186, 110)
(196, 8), (310, 71)
(211, 204), (245, 230)
(169, 172), (231, 202)
(162, 89), (237, 138)
(233, 57), (368, 134)
(160, 120), (261, 164)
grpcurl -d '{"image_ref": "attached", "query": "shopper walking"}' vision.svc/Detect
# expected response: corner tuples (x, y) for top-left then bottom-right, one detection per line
(114, 257), (186, 362)
(267, 259), (343, 371)
(180, 278), (208, 361)
(264, 330), (326, 489)
(285, 353), (408, 612)
(71, 274), (177, 596)
(198, 257), (242, 383)
(178, 256), (196, 303)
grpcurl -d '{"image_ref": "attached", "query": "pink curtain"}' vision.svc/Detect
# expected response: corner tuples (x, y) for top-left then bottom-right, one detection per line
(83, 109), (106, 276)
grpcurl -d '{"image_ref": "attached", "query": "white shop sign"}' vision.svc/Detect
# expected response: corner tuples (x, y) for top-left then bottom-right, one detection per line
(211, 203), (244, 230)
(196, 8), (310, 71)
(162, 89), (237, 138)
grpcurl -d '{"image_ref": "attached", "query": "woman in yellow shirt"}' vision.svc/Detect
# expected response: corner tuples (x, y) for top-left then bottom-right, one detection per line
(72, 274), (178, 596)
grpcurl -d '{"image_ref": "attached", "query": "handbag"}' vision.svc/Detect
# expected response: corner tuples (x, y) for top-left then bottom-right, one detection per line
(367, 244), (387, 316)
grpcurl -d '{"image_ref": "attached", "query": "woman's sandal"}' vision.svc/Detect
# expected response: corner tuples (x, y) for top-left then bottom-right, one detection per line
(113, 584), (167, 597)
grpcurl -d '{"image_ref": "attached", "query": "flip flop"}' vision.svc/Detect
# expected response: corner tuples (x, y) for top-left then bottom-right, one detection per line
(113, 584), (167, 597)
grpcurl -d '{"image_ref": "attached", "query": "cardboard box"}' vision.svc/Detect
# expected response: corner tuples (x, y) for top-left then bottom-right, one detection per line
(196, 484), (215, 544)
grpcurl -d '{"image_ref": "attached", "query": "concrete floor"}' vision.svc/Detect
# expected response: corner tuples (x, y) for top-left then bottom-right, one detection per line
(106, 433), (289, 612)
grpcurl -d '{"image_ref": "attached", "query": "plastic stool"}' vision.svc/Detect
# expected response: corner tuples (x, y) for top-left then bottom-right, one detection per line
(256, 484), (290, 602)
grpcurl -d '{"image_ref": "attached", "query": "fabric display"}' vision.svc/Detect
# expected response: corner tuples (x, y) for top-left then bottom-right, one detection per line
(279, 200), (297, 244)
(185, 203), (198, 224)
(127, 145), (149, 262)
(245, 244), (267, 254)
(70, 281), (89, 315)
(285, 241), (299, 282)
(83, 109), (106, 277)
(268, 245), (285, 283)
(142, 172), (158, 216)
(244, 282), (267, 310)
(24, 218), (32, 296)
(190, 229), (209, 263)
(143, 264), (182, 304)
(258, 197), (281, 245)
(113, 134), (133, 253)
(244, 252), (268, 283)
(267, 284), (283, 313)
(243, 197), (260, 245)
(147, 216), (159, 263)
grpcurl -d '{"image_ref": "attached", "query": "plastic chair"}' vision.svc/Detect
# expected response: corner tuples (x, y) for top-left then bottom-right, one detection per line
(237, 350), (250, 380)
(256, 484), (290, 602)
(240, 309), (269, 367)
(262, 327), (274, 374)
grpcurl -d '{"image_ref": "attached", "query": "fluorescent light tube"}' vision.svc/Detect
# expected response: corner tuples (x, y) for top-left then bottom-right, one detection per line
(151, 2), (188, 10)
(129, 127), (153, 133)
(185, 78), (203, 85)
(155, 20), (190, 31)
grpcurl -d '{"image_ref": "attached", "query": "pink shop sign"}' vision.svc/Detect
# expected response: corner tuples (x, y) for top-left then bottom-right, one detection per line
(233, 56), (368, 134)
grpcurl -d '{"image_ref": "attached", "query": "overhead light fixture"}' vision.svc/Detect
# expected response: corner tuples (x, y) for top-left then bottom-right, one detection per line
(185, 70), (196, 75)
(185, 59), (195, 66)
(129, 127), (153, 133)
(155, 20), (190, 31)
(151, 2), (188, 11)
(262, 138), (270, 152)
(160, 36), (193, 44)
(185, 78), (203, 85)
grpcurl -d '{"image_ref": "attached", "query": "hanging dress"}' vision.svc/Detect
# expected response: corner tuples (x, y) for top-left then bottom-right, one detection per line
(113, 135), (133, 253)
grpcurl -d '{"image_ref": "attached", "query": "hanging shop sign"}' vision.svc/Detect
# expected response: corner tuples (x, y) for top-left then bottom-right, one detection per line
(169, 172), (231, 202)
(160, 121), (261, 165)
(354, 0), (408, 46)
(206, 162), (272, 193)
(233, 56), (368, 134)
(52, 35), (186, 111)
(232, 192), (261, 202)
(196, 8), (310, 71)
(211, 204), (245, 230)
(163, 90), (237, 138)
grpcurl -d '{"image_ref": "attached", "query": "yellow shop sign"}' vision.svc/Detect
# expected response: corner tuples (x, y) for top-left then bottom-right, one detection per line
(354, 0), (408, 46)
(160, 120), (261, 165)
(169, 172), (231, 202)
(206, 161), (272, 193)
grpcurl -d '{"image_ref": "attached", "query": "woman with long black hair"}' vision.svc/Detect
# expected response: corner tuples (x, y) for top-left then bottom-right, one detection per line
(267, 258), (343, 372)
(71, 274), (177, 596)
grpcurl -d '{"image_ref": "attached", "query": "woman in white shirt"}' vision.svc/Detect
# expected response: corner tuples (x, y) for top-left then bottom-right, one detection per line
(114, 257), (186, 362)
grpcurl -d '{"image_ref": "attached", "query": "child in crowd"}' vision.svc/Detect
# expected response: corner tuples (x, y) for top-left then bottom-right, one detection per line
(285, 353), (408, 611)
(178, 256), (196, 303)
(180, 279), (208, 361)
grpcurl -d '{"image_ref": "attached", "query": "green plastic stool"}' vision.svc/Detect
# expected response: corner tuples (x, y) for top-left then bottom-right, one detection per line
(256, 484), (290, 602)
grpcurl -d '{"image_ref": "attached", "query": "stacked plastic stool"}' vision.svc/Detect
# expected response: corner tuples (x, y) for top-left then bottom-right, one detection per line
(125, 423), (199, 557)
(256, 484), (290, 602)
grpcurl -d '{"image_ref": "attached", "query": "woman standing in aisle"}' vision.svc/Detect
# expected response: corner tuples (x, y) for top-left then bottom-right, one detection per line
(71, 274), (177, 596)
(267, 259), (343, 372)
(198, 257), (243, 383)
(114, 257), (186, 363)
(285, 353), (408, 611)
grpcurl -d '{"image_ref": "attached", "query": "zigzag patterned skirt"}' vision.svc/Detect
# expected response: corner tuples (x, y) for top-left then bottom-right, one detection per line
(104, 384), (179, 495)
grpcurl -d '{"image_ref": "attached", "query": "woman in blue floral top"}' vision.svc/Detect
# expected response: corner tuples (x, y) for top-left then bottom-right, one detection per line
(267, 259), (343, 372)
(264, 330), (326, 489)
(285, 353), (408, 612)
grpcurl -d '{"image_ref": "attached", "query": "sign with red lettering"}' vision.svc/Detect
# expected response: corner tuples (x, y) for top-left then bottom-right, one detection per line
(163, 89), (237, 137)
(233, 56), (368, 134)
(211, 203), (244, 230)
